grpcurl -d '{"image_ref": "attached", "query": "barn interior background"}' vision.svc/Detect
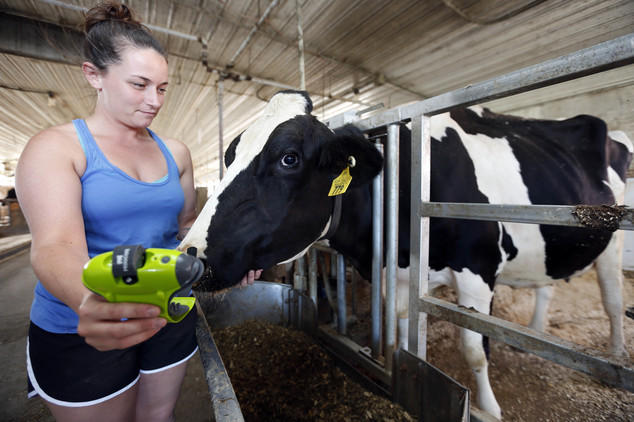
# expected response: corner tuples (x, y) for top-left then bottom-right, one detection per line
(1, 2), (633, 421)
(1, 0), (633, 262)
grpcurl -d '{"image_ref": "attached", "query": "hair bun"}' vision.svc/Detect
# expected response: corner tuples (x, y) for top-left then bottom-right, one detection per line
(80, 1), (166, 69)
(81, 1), (141, 33)
(104, 2), (134, 22)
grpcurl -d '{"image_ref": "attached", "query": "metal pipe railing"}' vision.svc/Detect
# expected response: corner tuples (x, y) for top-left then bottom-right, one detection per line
(356, 34), (634, 390)
(353, 34), (634, 130)
(298, 33), (633, 405)
(371, 140), (385, 358)
(336, 253), (347, 335)
(420, 202), (634, 231)
(308, 249), (318, 306)
(407, 115), (432, 357)
(194, 305), (245, 421)
(419, 295), (634, 392)
(384, 124), (400, 371)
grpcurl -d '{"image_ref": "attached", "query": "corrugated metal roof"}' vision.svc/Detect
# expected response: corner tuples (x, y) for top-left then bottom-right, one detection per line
(1, 0), (633, 186)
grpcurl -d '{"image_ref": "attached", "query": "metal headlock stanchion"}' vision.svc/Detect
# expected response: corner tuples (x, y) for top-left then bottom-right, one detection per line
(195, 34), (634, 422)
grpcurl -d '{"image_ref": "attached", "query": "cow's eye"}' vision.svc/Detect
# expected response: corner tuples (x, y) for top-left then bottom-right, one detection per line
(281, 153), (299, 168)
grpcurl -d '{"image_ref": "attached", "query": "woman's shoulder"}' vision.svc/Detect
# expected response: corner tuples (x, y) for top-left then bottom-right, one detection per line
(160, 135), (189, 155)
(160, 136), (192, 167)
(21, 122), (86, 169)
(28, 122), (80, 148)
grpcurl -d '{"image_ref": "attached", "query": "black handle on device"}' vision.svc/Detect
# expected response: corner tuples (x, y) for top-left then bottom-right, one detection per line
(112, 244), (146, 285)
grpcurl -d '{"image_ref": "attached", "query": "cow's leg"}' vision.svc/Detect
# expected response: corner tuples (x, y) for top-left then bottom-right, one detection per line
(454, 269), (501, 419)
(594, 232), (628, 357)
(394, 267), (454, 351)
(528, 285), (555, 332)
(396, 267), (410, 350)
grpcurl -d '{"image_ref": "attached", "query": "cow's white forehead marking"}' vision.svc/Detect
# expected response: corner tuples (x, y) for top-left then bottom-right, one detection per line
(233, 92), (310, 176)
(176, 92), (309, 256)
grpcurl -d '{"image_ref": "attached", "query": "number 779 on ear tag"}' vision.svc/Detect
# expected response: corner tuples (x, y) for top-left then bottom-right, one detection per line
(328, 166), (352, 196)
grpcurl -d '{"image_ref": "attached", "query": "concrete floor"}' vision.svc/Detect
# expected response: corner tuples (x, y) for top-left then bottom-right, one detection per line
(0, 239), (213, 422)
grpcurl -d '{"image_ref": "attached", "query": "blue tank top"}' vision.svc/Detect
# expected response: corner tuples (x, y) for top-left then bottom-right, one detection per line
(30, 120), (185, 333)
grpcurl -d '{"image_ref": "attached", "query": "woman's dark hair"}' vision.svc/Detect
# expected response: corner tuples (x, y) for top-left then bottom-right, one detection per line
(80, 1), (168, 71)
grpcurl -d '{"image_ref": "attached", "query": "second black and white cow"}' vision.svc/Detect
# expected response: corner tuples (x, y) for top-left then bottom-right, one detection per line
(179, 90), (632, 418)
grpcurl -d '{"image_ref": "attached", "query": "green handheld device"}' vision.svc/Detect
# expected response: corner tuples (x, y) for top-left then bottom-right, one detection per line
(82, 245), (204, 323)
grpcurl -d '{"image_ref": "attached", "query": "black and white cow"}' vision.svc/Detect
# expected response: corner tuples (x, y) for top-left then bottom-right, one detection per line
(179, 90), (633, 418)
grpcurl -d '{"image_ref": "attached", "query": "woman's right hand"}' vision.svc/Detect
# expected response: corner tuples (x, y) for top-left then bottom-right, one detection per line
(76, 292), (167, 351)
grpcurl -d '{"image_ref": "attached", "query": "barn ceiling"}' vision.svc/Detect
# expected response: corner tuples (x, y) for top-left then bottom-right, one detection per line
(1, 0), (633, 188)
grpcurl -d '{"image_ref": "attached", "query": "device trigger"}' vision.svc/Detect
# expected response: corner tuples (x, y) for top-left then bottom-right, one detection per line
(169, 301), (189, 316)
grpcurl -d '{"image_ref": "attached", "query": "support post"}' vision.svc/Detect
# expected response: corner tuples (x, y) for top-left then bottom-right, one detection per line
(408, 115), (431, 358)
(371, 140), (384, 358)
(217, 77), (224, 180)
(337, 253), (347, 335)
(296, 0), (306, 90)
(385, 123), (399, 371)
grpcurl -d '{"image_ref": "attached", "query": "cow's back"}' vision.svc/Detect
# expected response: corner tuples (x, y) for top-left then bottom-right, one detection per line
(429, 107), (632, 284)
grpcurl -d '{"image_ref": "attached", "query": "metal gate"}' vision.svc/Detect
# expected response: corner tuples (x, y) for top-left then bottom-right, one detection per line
(315, 33), (634, 420)
(196, 33), (634, 422)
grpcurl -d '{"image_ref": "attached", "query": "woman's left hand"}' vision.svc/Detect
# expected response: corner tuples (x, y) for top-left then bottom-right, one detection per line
(76, 291), (167, 351)
(237, 269), (262, 288)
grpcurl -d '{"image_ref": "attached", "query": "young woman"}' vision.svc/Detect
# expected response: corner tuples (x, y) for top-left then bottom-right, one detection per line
(14, 2), (242, 421)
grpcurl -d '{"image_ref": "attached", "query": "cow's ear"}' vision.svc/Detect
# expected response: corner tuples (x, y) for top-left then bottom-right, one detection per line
(224, 133), (242, 167)
(320, 125), (384, 189)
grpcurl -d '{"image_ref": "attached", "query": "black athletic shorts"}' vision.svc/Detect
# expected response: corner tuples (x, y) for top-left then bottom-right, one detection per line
(26, 308), (198, 407)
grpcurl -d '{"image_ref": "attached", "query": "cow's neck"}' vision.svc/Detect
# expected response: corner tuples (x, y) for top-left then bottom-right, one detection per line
(326, 189), (374, 280)
(320, 194), (343, 241)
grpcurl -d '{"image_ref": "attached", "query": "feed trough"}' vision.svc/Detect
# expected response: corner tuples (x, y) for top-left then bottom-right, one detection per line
(194, 281), (470, 421)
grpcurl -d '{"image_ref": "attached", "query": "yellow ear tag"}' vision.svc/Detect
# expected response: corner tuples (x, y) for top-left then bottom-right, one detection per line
(328, 166), (353, 196)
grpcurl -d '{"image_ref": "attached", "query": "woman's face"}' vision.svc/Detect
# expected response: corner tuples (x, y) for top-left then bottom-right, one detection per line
(97, 46), (169, 129)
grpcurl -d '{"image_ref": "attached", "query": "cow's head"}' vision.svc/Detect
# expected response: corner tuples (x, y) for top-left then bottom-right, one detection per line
(178, 90), (383, 291)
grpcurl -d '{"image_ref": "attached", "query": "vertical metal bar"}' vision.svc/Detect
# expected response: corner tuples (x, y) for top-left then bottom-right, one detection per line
(331, 252), (337, 280)
(296, 0), (306, 90)
(285, 261), (294, 283)
(408, 115), (431, 359)
(337, 253), (347, 335)
(294, 255), (307, 292)
(318, 252), (336, 316)
(308, 249), (318, 306)
(217, 78), (224, 180)
(371, 140), (384, 358)
(351, 269), (357, 316)
(292, 259), (299, 291)
(385, 123), (400, 371)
